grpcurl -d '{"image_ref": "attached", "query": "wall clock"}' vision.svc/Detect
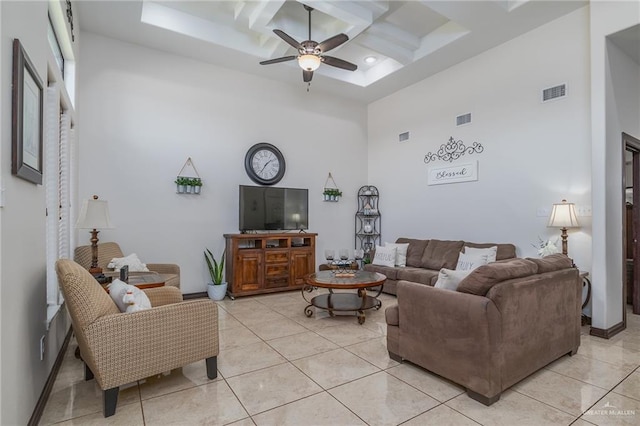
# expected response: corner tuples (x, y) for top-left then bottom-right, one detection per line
(244, 143), (286, 185)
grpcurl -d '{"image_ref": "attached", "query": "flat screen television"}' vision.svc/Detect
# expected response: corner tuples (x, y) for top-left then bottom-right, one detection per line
(239, 185), (309, 231)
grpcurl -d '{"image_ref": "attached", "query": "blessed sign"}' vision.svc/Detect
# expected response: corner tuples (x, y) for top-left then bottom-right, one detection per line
(427, 161), (478, 185)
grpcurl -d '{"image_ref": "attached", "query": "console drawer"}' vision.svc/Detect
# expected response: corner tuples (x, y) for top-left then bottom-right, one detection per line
(265, 251), (289, 263)
(266, 264), (289, 278)
(265, 277), (289, 289)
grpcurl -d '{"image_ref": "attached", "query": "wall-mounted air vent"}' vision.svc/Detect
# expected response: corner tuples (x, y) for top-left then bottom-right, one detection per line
(542, 84), (567, 102)
(456, 113), (472, 126)
(399, 131), (410, 142)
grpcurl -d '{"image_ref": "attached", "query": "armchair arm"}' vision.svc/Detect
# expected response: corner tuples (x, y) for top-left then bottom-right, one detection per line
(143, 286), (183, 307)
(146, 263), (180, 275)
(396, 280), (502, 399)
(83, 299), (218, 390)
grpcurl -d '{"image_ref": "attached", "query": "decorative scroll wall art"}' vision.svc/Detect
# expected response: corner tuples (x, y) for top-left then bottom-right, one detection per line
(424, 137), (484, 164)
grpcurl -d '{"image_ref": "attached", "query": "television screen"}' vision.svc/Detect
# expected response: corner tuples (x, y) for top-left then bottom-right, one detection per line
(239, 185), (309, 231)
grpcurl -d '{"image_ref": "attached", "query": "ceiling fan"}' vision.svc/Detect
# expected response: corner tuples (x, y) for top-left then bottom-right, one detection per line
(259, 4), (357, 84)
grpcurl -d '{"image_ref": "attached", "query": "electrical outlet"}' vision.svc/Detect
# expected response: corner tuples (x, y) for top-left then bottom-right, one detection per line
(576, 206), (592, 217)
(40, 335), (46, 361)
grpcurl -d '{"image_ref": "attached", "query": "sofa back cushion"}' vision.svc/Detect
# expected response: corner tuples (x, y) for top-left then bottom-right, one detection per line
(457, 258), (539, 296)
(395, 238), (429, 268)
(463, 242), (516, 261)
(420, 239), (464, 270)
(526, 254), (573, 273)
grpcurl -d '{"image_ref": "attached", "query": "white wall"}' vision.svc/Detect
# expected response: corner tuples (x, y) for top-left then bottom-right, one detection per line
(0, 1), (76, 424)
(78, 33), (368, 294)
(368, 8), (591, 268)
(591, 1), (640, 330)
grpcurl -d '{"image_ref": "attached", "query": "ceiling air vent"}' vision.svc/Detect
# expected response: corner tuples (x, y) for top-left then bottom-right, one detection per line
(542, 84), (567, 102)
(456, 113), (472, 126)
(399, 131), (409, 142)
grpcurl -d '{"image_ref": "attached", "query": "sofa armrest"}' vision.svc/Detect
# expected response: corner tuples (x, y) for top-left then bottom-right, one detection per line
(83, 299), (218, 390)
(385, 304), (399, 326)
(396, 280), (502, 398)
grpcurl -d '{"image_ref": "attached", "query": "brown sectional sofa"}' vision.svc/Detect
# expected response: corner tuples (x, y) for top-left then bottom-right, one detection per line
(364, 238), (516, 294)
(385, 254), (581, 405)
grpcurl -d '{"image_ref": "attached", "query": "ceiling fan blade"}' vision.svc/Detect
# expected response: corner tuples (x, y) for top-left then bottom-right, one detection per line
(260, 56), (297, 65)
(273, 29), (302, 50)
(322, 56), (358, 71)
(318, 33), (349, 53)
(303, 70), (313, 83)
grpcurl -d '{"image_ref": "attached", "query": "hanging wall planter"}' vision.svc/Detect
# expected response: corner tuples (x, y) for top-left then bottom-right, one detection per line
(175, 158), (203, 195)
(323, 173), (341, 202)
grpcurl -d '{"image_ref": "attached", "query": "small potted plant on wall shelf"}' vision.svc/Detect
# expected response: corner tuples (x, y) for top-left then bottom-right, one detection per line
(175, 176), (189, 193)
(192, 178), (203, 194)
(323, 188), (342, 202)
(204, 248), (227, 301)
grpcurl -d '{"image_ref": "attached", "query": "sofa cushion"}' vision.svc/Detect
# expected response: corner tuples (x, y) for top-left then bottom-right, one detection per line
(396, 267), (439, 286)
(457, 258), (539, 296)
(526, 254), (573, 273)
(464, 242), (516, 261)
(420, 239), (464, 270)
(364, 263), (399, 280)
(396, 238), (429, 267)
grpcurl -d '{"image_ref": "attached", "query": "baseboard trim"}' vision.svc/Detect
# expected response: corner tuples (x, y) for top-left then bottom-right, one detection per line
(28, 326), (73, 426)
(183, 292), (207, 300)
(590, 321), (626, 339)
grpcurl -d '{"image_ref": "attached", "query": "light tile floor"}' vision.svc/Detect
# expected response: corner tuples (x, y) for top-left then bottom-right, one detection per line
(40, 290), (640, 425)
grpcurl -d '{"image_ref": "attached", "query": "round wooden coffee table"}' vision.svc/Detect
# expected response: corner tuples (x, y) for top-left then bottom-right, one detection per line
(303, 270), (386, 324)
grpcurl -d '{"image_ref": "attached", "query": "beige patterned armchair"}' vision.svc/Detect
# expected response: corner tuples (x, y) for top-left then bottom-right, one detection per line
(56, 259), (219, 417)
(74, 242), (180, 288)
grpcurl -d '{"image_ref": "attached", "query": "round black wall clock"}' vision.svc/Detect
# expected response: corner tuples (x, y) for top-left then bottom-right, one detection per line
(244, 143), (286, 185)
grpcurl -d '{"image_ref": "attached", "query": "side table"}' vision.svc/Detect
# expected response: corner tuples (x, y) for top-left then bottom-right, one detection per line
(580, 271), (591, 326)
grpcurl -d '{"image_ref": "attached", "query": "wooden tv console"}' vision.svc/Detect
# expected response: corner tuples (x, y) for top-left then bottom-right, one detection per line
(224, 233), (317, 298)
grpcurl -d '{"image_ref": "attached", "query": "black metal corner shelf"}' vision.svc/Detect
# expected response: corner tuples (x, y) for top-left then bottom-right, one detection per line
(355, 185), (380, 262)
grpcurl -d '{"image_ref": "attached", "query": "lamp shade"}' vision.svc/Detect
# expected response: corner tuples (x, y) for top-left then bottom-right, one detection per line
(298, 54), (321, 71)
(547, 199), (580, 229)
(76, 196), (114, 229)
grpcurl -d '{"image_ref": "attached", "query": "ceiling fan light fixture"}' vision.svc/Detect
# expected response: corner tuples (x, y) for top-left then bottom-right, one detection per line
(298, 54), (321, 71)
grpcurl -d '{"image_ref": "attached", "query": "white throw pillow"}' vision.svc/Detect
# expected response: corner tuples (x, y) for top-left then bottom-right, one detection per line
(384, 242), (410, 267)
(455, 252), (489, 271)
(107, 253), (150, 272)
(464, 246), (498, 263)
(434, 268), (471, 291)
(107, 279), (152, 313)
(372, 245), (397, 267)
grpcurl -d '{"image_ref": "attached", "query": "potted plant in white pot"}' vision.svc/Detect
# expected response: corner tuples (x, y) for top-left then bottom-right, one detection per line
(204, 248), (227, 300)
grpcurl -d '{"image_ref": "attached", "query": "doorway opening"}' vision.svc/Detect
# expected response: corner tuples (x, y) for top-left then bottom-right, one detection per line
(623, 132), (640, 316)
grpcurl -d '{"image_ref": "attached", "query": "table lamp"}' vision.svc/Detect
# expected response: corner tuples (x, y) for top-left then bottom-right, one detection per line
(547, 199), (580, 256)
(76, 195), (114, 274)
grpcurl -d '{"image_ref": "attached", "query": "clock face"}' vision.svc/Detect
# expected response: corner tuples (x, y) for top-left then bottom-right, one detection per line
(244, 143), (286, 185)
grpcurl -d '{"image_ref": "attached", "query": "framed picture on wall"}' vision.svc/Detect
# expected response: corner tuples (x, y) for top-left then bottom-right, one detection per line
(12, 39), (44, 185)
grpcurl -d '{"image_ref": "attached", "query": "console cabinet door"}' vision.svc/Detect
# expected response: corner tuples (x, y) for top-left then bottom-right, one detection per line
(291, 250), (314, 286)
(234, 250), (263, 292)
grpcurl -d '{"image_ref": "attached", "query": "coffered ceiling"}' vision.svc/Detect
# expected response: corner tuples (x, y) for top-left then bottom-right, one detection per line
(77, 0), (588, 103)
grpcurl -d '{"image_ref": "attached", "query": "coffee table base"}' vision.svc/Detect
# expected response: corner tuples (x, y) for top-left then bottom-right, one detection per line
(303, 287), (382, 324)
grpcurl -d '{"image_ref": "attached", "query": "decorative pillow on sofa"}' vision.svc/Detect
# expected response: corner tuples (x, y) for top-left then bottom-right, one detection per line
(107, 279), (152, 312)
(463, 246), (498, 263)
(107, 253), (149, 272)
(372, 245), (397, 267)
(385, 242), (410, 267)
(526, 254), (573, 273)
(434, 268), (471, 291)
(457, 258), (539, 296)
(455, 252), (489, 271)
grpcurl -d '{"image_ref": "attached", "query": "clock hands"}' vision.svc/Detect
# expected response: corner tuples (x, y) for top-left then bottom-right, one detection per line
(259, 159), (274, 175)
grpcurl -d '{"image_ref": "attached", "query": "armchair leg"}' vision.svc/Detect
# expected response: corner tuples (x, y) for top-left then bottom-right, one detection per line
(103, 387), (119, 417)
(84, 363), (94, 381)
(467, 389), (500, 406)
(206, 356), (218, 380)
(388, 351), (403, 363)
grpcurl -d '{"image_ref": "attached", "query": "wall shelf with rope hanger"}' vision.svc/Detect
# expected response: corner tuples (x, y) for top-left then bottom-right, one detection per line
(322, 172), (342, 202)
(175, 157), (203, 194)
